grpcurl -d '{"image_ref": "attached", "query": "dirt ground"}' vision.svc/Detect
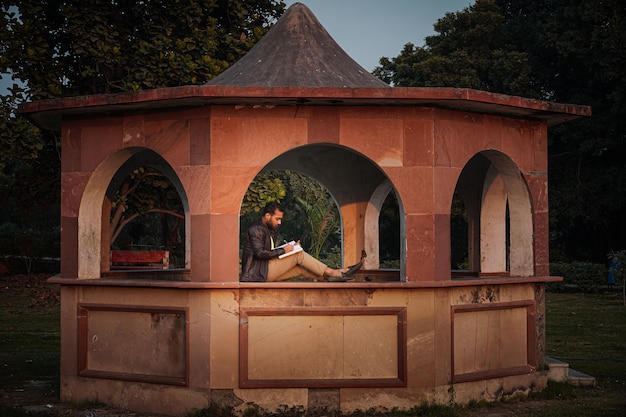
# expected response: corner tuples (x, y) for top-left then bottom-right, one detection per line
(1, 379), (152, 416)
(1, 391), (550, 417)
(0, 376), (569, 417)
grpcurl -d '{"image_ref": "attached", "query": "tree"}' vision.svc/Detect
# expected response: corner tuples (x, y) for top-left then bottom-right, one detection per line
(374, 0), (626, 262)
(240, 171), (287, 217)
(0, 84), (60, 270)
(498, 0), (626, 262)
(373, 0), (537, 97)
(0, 0), (285, 266)
(1, 0), (284, 98)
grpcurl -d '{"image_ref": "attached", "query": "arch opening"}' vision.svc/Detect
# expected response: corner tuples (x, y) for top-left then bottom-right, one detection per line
(78, 147), (190, 279)
(239, 169), (343, 270)
(451, 151), (534, 278)
(239, 144), (406, 281)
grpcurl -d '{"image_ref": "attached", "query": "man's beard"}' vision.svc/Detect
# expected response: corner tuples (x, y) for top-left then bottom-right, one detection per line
(264, 219), (279, 231)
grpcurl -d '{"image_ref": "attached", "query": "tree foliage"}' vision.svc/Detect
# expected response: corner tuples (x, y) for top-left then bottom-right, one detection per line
(295, 196), (339, 259)
(0, 84), (59, 265)
(240, 171), (287, 216)
(0, 87), (54, 216)
(0, 0), (285, 262)
(375, 0), (626, 262)
(1, 0), (284, 98)
(374, 0), (536, 96)
(240, 170), (341, 261)
(281, 171), (341, 257)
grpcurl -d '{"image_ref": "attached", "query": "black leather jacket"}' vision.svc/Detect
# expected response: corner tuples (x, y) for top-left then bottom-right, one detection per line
(240, 220), (285, 282)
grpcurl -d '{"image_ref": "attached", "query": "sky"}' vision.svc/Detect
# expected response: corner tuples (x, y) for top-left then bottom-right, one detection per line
(0, 0), (474, 92)
(284, 0), (474, 72)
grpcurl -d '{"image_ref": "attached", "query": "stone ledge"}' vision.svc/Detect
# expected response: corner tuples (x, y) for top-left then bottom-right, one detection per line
(49, 275), (561, 289)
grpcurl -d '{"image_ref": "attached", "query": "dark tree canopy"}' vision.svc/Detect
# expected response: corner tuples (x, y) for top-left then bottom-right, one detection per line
(375, 0), (626, 262)
(374, 0), (537, 97)
(0, 0), (285, 266)
(0, 0), (284, 98)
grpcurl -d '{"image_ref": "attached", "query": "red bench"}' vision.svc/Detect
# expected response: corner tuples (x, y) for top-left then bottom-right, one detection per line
(110, 250), (170, 270)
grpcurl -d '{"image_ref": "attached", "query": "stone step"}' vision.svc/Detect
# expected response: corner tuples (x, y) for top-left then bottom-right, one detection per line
(546, 356), (596, 386)
(546, 356), (570, 382)
(567, 368), (596, 386)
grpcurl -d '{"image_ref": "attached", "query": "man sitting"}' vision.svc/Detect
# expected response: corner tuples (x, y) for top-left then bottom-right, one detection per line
(240, 202), (361, 282)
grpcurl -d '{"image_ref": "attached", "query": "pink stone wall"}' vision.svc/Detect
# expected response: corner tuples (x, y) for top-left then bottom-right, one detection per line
(59, 104), (547, 282)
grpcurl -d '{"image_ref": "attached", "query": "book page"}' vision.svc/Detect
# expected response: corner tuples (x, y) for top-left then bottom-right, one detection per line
(278, 241), (303, 259)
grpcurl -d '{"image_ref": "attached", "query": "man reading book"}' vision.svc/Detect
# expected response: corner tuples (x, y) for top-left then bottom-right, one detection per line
(240, 202), (361, 282)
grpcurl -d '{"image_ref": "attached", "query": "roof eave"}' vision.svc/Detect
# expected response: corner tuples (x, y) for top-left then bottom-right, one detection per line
(19, 85), (591, 131)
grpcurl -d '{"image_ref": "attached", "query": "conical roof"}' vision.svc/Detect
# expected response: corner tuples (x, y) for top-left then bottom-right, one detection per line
(207, 2), (389, 88)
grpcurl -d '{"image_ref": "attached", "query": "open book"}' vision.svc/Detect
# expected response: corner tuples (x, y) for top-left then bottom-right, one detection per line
(277, 240), (303, 259)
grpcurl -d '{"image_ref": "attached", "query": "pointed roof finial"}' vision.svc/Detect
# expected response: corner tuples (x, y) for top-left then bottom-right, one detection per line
(207, 2), (389, 88)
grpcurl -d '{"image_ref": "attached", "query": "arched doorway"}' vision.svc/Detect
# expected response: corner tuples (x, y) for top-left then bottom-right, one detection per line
(78, 147), (190, 278)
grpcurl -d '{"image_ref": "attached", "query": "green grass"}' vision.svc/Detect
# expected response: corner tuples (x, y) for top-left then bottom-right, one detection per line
(533, 292), (626, 417)
(0, 275), (60, 398)
(0, 406), (55, 417)
(470, 292), (626, 417)
(546, 292), (626, 383)
(1, 277), (625, 417)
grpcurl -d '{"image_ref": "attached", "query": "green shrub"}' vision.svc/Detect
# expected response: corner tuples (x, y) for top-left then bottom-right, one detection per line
(0, 223), (60, 275)
(319, 245), (342, 269)
(380, 259), (401, 269)
(549, 261), (607, 293)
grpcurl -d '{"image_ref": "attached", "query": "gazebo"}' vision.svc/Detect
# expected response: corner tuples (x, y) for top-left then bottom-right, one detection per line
(21, 3), (590, 415)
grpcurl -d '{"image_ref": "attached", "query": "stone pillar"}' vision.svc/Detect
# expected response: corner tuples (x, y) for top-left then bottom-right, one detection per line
(480, 167), (507, 273)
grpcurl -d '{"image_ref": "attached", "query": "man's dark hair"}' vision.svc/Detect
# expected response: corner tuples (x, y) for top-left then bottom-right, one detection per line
(263, 201), (285, 216)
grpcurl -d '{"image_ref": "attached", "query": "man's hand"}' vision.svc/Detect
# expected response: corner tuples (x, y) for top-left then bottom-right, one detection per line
(283, 240), (300, 253)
